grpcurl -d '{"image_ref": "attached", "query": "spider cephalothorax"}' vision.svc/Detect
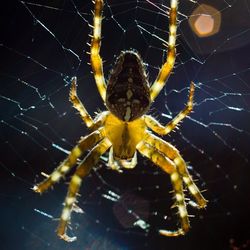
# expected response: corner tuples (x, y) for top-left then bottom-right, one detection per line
(33, 0), (207, 242)
(106, 50), (150, 121)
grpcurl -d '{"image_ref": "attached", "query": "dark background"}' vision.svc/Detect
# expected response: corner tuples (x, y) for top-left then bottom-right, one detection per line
(1, 1), (250, 249)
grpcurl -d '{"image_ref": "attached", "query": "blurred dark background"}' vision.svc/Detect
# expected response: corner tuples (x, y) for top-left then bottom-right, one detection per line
(1, 1), (250, 249)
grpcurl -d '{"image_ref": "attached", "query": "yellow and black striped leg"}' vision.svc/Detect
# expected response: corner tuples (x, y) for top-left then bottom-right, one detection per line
(137, 141), (190, 236)
(143, 132), (207, 208)
(163, 81), (194, 134)
(33, 128), (105, 193)
(69, 77), (95, 128)
(150, 0), (178, 101)
(57, 138), (111, 242)
(160, 171), (189, 236)
(145, 82), (195, 135)
(90, 0), (106, 101)
(172, 155), (207, 208)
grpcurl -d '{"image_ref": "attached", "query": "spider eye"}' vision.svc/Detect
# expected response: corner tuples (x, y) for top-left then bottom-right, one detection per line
(106, 50), (151, 121)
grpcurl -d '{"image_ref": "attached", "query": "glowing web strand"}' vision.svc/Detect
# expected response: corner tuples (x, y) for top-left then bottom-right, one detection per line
(21, 1), (65, 12)
(0, 95), (35, 112)
(105, 0), (126, 32)
(165, 81), (250, 117)
(187, 116), (248, 163)
(209, 107), (246, 116)
(0, 72), (46, 101)
(137, 24), (168, 45)
(34, 208), (54, 219)
(163, 83), (249, 161)
(20, 1), (81, 62)
(203, 68), (250, 85)
(195, 93), (244, 109)
(0, 44), (65, 78)
(101, 190), (150, 231)
(0, 157), (33, 184)
(69, 0), (90, 24)
(194, 83), (250, 115)
(1, 120), (48, 151)
(14, 114), (61, 148)
(24, 0), (89, 23)
(145, 0), (187, 19)
(14, 113), (74, 150)
(52, 143), (70, 155)
(0, 161), (16, 177)
(208, 122), (246, 134)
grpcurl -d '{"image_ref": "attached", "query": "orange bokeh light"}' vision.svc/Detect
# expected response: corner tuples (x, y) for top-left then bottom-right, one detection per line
(189, 4), (221, 38)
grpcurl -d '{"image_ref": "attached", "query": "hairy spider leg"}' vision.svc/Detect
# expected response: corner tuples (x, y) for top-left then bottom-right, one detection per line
(144, 132), (207, 208)
(90, 0), (106, 101)
(69, 77), (95, 128)
(145, 82), (195, 135)
(57, 138), (112, 242)
(33, 128), (105, 193)
(137, 141), (190, 236)
(150, 0), (178, 101)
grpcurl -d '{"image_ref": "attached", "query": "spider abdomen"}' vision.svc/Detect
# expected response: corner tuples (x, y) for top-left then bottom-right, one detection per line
(106, 50), (151, 122)
(104, 112), (146, 159)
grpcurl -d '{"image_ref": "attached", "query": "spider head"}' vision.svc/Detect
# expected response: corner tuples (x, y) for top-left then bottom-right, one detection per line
(106, 50), (151, 122)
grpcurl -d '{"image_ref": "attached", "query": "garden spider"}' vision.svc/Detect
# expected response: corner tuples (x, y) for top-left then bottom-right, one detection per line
(33, 0), (207, 242)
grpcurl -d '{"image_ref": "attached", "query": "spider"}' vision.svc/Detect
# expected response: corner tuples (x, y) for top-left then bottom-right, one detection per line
(33, 0), (207, 242)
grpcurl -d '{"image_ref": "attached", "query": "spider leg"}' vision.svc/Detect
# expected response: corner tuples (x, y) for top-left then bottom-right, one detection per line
(90, 0), (106, 101)
(137, 141), (190, 236)
(150, 0), (178, 101)
(145, 82), (194, 135)
(33, 128), (105, 193)
(69, 77), (95, 128)
(57, 138), (111, 242)
(143, 132), (207, 208)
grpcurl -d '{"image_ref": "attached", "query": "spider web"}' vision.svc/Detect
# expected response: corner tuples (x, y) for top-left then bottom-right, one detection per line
(1, 0), (250, 249)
